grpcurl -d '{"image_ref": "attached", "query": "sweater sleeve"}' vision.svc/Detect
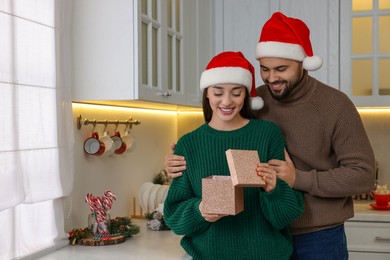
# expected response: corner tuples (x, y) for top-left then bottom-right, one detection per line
(259, 179), (304, 230)
(163, 176), (210, 236)
(294, 97), (375, 197)
(163, 140), (210, 236)
(258, 122), (304, 230)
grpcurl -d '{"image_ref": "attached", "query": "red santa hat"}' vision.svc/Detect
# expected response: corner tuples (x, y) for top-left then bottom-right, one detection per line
(200, 51), (264, 110)
(255, 12), (323, 71)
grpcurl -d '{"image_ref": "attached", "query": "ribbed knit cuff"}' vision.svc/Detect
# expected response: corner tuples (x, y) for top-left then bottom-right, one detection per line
(260, 178), (282, 198)
(294, 169), (315, 192)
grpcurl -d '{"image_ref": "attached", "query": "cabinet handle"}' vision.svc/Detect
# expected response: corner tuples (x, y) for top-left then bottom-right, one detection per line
(161, 92), (172, 98)
(375, 236), (390, 241)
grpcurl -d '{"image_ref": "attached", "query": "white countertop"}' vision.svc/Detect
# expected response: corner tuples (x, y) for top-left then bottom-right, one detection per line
(38, 204), (390, 259)
(350, 201), (390, 222)
(38, 219), (189, 260)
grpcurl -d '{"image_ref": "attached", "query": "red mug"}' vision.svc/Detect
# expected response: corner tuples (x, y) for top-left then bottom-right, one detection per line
(84, 132), (105, 155)
(374, 193), (390, 207)
(121, 131), (135, 152)
(111, 131), (126, 154)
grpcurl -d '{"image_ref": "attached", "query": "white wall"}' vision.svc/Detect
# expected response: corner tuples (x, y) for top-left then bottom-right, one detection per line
(66, 104), (203, 230)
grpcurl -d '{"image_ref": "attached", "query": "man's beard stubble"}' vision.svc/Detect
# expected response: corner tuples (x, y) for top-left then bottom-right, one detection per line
(266, 80), (292, 101)
(265, 65), (305, 101)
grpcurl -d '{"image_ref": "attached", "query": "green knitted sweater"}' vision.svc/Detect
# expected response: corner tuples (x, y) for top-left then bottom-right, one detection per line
(164, 119), (304, 260)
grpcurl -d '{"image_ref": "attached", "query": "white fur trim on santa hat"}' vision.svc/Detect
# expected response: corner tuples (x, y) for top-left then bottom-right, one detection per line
(256, 41), (306, 62)
(200, 67), (252, 92)
(256, 41), (322, 71)
(303, 55), (323, 71)
(250, 96), (264, 110)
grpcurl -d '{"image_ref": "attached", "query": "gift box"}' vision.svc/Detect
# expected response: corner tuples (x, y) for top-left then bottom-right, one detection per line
(226, 149), (265, 187)
(202, 176), (244, 215)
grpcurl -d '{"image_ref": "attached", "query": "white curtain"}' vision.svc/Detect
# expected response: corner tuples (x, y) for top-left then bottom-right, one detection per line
(0, 0), (74, 259)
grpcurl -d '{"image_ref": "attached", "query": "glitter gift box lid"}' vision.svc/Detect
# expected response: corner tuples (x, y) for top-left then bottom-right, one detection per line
(202, 176), (244, 215)
(226, 149), (265, 187)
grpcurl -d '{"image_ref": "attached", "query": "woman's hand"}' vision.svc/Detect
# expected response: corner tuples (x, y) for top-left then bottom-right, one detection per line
(199, 201), (227, 222)
(256, 163), (277, 192)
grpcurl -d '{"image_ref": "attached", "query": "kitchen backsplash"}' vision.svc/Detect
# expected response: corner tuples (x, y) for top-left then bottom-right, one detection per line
(359, 109), (390, 187)
(66, 104), (389, 231)
(68, 103), (203, 231)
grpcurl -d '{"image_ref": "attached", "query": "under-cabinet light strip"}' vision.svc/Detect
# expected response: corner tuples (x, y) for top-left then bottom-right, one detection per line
(72, 103), (390, 115)
(357, 107), (390, 113)
(72, 102), (203, 115)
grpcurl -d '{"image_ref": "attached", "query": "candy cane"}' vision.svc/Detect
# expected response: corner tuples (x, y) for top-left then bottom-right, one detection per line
(95, 197), (108, 234)
(85, 193), (95, 213)
(103, 190), (116, 210)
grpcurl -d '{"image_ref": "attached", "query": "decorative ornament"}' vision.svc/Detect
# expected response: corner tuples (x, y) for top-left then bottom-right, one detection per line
(153, 169), (170, 185)
(84, 190), (117, 235)
(145, 210), (170, 231)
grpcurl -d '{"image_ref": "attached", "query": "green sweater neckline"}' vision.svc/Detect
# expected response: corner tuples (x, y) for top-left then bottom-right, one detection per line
(200, 119), (257, 138)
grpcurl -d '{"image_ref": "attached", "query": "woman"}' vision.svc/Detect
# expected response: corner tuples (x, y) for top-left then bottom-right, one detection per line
(164, 51), (304, 260)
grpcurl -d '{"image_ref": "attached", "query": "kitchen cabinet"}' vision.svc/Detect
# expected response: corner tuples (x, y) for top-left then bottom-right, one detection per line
(71, 0), (214, 108)
(345, 203), (390, 259)
(215, 0), (390, 107)
(340, 0), (390, 107)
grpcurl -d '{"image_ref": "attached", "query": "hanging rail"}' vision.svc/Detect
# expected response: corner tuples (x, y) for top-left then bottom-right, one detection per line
(77, 115), (141, 129)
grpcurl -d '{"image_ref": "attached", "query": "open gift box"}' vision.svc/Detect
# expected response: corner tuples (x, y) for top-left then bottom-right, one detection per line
(226, 149), (265, 187)
(202, 176), (244, 215)
(201, 149), (264, 215)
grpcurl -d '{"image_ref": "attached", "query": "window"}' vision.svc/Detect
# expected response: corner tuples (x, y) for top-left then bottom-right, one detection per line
(0, 0), (73, 258)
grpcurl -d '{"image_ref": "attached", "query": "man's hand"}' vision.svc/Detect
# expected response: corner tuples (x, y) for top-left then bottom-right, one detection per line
(164, 143), (187, 178)
(267, 148), (296, 188)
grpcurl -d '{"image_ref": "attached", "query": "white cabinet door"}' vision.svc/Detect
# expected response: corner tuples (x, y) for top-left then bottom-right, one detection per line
(183, 0), (215, 106)
(340, 0), (390, 107)
(349, 252), (390, 260)
(72, 0), (213, 107)
(277, 0), (340, 88)
(214, 0), (271, 88)
(214, 0), (339, 88)
(138, 0), (186, 105)
(72, 0), (138, 101)
(345, 221), (390, 256)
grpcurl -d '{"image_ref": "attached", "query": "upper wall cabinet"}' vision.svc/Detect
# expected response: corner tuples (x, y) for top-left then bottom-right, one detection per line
(216, 0), (390, 107)
(71, 0), (214, 107)
(340, 0), (390, 107)
(214, 0), (339, 89)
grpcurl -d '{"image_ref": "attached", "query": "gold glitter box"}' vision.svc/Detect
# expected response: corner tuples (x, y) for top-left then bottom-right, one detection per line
(226, 149), (265, 187)
(201, 149), (263, 215)
(202, 176), (244, 215)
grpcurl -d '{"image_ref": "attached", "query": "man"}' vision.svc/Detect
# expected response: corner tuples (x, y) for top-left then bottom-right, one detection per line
(165, 12), (375, 259)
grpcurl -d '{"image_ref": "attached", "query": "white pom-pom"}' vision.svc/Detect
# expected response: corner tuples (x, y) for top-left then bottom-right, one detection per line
(303, 55), (323, 71)
(250, 96), (264, 110)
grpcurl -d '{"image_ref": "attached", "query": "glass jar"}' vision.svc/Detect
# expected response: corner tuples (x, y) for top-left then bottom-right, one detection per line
(105, 210), (111, 233)
(87, 212), (98, 234)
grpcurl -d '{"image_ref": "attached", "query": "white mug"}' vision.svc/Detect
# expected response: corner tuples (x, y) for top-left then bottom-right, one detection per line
(84, 132), (105, 156)
(99, 132), (115, 156)
(111, 131), (126, 154)
(122, 131), (135, 152)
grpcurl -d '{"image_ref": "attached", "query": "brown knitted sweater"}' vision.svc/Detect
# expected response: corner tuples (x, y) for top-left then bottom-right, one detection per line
(255, 71), (375, 235)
